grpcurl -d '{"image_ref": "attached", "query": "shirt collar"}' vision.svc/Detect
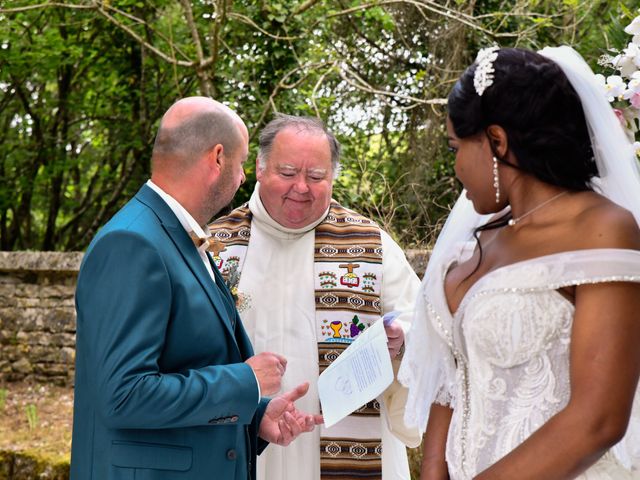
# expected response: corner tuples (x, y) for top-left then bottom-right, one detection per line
(146, 180), (210, 239)
(249, 182), (329, 237)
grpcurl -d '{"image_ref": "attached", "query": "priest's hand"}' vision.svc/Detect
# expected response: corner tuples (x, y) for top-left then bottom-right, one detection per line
(258, 382), (324, 446)
(385, 320), (405, 358)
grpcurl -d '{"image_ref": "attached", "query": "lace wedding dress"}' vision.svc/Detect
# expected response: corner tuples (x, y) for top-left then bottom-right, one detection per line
(426, 244), (640, 479)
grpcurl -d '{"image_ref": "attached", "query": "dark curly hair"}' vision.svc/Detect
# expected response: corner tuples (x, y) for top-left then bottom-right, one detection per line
(448, 48), (599, 273)
(448, 47), (598, 191)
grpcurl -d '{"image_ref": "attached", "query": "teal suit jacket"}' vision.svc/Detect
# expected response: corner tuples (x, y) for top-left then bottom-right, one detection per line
(71, 184), (269, 479)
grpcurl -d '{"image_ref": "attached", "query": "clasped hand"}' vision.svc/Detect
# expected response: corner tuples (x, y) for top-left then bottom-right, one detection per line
(245, 351), (287, 396)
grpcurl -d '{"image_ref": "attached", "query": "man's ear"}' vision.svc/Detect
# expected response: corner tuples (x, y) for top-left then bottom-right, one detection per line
(208, 144), (225, 173)
(486, 124), (509, 158)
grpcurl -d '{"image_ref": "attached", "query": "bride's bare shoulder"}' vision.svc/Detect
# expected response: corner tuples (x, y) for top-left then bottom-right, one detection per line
(572, 192), (640, 250)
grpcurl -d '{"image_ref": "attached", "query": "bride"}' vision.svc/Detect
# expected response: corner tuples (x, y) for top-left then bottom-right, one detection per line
(398, 46), (640, 479)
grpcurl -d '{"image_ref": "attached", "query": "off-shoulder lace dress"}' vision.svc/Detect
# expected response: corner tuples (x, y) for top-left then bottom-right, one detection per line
(432, 248), (640, 479)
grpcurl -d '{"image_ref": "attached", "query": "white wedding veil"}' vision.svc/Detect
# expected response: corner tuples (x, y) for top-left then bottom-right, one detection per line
(398, 45), (640, 468)
(540, 46), (640, 224)
(540, 46), (640, 471)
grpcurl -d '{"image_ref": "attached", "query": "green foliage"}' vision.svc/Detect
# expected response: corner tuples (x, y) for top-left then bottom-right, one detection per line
(600, 3), (640, 52)
(0, 0), (634, 250)
(0, 388), (7, 410)
(25, 404), (37, 430)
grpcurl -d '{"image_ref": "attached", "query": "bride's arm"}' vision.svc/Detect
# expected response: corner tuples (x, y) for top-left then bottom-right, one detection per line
(420, 403), (452, 480)
(473, 279), (640, 480)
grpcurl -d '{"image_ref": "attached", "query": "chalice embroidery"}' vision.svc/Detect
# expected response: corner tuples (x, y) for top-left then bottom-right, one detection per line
(330, 320), (342, 338)
(327, 316), (367, 340)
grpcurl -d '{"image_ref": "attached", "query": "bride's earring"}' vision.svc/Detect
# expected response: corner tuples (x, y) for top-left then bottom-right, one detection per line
(492, 156), (500, 203)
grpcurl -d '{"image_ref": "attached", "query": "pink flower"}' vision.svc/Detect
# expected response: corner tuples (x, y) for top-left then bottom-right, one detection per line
(613, 108), (627, 127)
(631, 92), (640, 109)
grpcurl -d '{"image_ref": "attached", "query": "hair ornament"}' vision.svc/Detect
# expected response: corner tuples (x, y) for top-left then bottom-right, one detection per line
(474, 46), (500, 96)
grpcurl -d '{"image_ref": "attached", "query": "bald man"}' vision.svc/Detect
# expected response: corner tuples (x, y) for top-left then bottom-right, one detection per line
(71, 97), (321, 480)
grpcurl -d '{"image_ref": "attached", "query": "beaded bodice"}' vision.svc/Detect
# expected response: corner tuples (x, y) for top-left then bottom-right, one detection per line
(433, 248), (640, 479)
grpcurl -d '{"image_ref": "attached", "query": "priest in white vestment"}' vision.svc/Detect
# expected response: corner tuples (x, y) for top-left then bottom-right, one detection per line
(209, 114), (421, 480)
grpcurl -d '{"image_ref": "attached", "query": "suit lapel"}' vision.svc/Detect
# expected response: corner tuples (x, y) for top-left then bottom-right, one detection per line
(135, 185), (238, 341)
(208, 253), (237, 323)
(208, 252), (256, 359)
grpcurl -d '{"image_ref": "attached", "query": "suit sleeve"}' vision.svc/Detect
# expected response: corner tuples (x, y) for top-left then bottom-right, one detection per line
(75, 229), (260, 430)
(255, 397), (271, 455)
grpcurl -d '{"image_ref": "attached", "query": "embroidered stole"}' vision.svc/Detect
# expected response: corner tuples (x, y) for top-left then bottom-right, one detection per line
(209, 202), (384, 480)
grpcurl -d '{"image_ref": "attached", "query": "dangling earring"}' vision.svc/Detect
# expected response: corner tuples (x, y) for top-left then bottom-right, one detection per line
(492, 156), (500, 203)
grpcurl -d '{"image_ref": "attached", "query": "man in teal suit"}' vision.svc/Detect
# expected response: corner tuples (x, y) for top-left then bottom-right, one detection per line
(71, 97), (322, 479)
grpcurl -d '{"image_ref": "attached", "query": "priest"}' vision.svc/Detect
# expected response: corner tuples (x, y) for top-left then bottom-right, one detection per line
(208, 114), (421, 480)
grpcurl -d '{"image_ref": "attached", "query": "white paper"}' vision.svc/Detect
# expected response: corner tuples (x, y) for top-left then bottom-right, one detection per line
(317, 319), (394, 428)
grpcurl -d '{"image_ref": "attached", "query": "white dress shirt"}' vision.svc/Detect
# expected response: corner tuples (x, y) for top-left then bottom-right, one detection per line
(146, 180), (216, 283)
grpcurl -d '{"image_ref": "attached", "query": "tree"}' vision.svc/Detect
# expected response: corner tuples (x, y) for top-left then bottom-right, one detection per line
(0, 0), (635, 251)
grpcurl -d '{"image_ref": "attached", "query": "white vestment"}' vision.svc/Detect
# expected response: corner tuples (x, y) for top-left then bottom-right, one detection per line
(237, 186), (421, 480)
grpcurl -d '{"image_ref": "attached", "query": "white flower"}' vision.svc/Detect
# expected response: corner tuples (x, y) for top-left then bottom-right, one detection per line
(624, 16), (640, 36)
(610, 42), (640, 77)
(622, 15), (640, 46)
(627, 42), (640, 68)
(611, 51), (638, 78)
(597, 74), (627, 102)
(597, 15), (640, 145)
(623, 71), (640, 106)
(624, 71), (640, 91)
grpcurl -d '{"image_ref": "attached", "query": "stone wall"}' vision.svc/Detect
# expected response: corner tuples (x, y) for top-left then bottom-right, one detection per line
(0, 252), (82, 387)
(0, 249), (428, 388)
(0, 451), (69, 480)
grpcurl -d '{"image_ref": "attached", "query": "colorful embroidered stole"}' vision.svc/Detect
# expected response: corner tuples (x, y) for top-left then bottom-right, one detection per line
(209, 202), (384, 480)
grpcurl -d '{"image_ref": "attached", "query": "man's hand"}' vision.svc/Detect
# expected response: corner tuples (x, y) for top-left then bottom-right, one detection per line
(385, 321), (405, 358)
(258, 382), (323, 446)
(245, 352), (287, 396)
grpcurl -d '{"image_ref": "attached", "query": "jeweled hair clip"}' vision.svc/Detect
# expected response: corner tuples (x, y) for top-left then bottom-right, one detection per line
(474, 46), (500, 96)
